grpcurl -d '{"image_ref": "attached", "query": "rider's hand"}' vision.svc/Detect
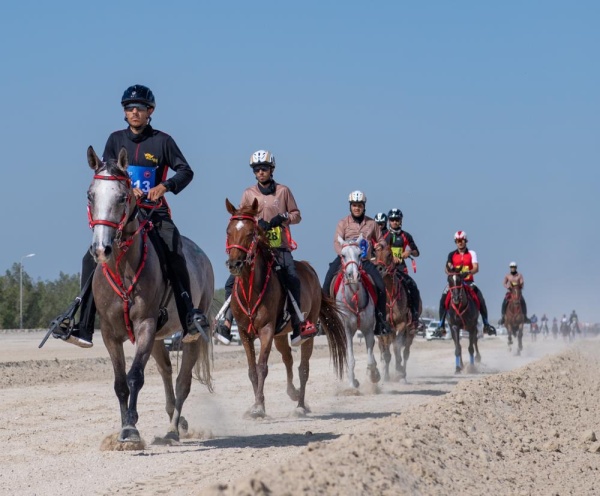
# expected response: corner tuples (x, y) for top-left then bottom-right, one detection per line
(132, 188), (144, 200)
(147, 184), (167, 202)
(258, 219), (270, 231)
(393, 256), (402, 265)
(269, 213), (288, 228)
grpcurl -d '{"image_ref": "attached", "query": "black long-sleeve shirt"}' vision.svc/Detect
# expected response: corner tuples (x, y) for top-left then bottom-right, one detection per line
(102, 125), (193, 194)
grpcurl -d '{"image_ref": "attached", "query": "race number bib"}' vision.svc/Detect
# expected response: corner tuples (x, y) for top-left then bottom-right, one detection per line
(128, 165), (157, 194)
(391, 246), (403, 259)
(266, 227), (282, 248)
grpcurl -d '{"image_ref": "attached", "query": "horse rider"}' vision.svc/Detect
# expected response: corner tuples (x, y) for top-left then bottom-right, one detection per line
(322, 191), (392, 336)
(52, 84), (207, 347)
(437, 230), (496, 335)
(499, 261), (530, 325)
(374, 212), (388, 237)
(540, 313), (549, 332)
(382, 208), (421, 328)
(214, 150), (317, 347)
(569, 310), (580, 333)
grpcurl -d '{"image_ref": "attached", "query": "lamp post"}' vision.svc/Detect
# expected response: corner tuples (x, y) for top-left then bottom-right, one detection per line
(20, 253), (35, 330)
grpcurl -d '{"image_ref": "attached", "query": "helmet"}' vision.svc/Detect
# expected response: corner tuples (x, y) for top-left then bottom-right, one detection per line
(388, 208), (403, 220)
(509, 261), (517, 268)
(348, 190), (367, 203)
(374, 212), (387, 224)
(250, 150), (276, 169)
(454, 230), (467, 241)
(121, 84), (156, 108)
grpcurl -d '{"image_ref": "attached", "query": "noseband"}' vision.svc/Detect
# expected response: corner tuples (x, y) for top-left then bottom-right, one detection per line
(225, 214), (259, 265)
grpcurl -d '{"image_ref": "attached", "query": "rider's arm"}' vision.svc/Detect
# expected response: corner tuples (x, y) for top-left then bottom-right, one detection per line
(405, 232), (420, 258)
(281, 187), (301, 225)
(470, 262), (479, 276)
(333, 217), (348, 256)
(163, 136), (193, 194)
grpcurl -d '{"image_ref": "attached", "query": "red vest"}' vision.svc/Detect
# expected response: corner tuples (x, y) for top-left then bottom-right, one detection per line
(451, 250), (475, 282)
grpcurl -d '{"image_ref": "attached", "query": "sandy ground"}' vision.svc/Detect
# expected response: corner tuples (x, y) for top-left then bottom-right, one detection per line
(0, 329), (597, 495)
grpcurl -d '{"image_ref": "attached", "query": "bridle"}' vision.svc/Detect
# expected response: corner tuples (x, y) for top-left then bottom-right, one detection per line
(225, 214), (260, 266)
(340, 242), (362, 284)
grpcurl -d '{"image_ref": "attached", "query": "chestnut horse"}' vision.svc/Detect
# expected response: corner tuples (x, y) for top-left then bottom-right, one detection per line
(446, 272), (481, 373)
(86, 147), (213, 443)
(374, 243), (420, 382)
(225, 199), (346, 418)
(504, 283), (524, 355)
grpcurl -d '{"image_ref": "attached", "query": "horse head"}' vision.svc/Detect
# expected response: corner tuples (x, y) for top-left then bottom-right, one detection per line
(374, 242), (394, 277)
(225, 198), (263, 275)
(339, 234), (364, 285)
(87, 146), (135, 263)
(447, 271), (466, 306)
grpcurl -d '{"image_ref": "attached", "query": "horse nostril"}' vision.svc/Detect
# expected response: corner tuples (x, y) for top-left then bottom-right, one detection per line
(104, 246), (112, 258)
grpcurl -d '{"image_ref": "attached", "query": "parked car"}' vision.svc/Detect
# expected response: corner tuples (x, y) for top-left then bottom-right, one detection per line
(164, 330), (183, 351)
(425, 321), (451, 340)
(417, 318), (433, 337)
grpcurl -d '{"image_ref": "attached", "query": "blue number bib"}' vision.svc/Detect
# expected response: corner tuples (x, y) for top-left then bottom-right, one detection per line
(128, 165), (157, 194)
(359, 238), (369, 259)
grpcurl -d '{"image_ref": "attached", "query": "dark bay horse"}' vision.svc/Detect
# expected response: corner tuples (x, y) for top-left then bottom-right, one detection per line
(374, 243), (420, 382)
(225, 199), (346, 418)
(446, 272), (481, 373)
(504, 284), (524, 355)
(87, 146), (213, 443)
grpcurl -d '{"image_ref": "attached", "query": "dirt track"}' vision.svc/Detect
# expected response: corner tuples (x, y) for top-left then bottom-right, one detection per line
(0, 330), (597, 495)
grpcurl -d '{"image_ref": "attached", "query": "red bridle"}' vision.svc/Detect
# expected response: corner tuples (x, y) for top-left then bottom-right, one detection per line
(87, 174), (133, 238)
(225, 214), (259, 263)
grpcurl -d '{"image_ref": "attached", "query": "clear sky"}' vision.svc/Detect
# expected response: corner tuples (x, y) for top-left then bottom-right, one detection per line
(2, 1), (599, 322)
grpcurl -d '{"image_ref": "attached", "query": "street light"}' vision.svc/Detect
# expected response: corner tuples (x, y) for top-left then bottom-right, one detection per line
(20, 253), (35, 330)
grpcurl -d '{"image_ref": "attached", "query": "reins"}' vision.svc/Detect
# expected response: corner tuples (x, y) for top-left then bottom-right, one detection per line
(89, 174), (156, 343)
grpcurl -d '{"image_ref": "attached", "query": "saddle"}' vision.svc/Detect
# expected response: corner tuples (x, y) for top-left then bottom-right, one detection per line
(444, 284), (480, 311)
(332, 269), (378, 305)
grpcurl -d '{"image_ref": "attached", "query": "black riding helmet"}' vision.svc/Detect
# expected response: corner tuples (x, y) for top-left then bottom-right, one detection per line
(121, 85), (156, 108)
(388, 208), (403, 220)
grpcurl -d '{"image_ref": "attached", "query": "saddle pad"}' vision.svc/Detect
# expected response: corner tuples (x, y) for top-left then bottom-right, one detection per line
(333, 270), (378, 305)
(445, 285), (480, 311)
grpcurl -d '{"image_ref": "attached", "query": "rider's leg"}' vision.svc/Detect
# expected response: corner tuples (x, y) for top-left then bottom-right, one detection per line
(521, 296), (530, 323)
(398, 271), (420, 326)
(215, 274), (235, 344)
(278, 251), (316, 346)
(156, 214), (208, 342)
(362, 260), (392, 335)
(472, 284), (495, 334)
(438, 289), (448, 331)
(322, 257), (342, 296)
(499, 296), (508, 325)
(53, 250), (96, 348)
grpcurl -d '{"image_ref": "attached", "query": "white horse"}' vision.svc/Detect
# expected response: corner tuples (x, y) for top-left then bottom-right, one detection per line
(334, 235), (380, 389)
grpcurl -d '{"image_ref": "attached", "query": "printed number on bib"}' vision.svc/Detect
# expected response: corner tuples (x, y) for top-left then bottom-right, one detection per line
(128, 165), (157, 194)
(266, 227), (282, 248)
(391, 246), (403, 259)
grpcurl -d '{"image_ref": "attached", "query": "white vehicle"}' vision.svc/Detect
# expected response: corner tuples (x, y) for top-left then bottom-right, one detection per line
(425, 321), (451, 340)
(230, 321), (241, 345)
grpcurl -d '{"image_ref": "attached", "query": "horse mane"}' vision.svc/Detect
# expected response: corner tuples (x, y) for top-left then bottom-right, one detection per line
(98, 160), (129, 180)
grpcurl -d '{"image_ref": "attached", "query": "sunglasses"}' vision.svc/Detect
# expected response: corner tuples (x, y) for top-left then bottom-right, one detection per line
(253, 165), (271, 173)
(124, 104), (149, 112)
(456, 239), (466, 243)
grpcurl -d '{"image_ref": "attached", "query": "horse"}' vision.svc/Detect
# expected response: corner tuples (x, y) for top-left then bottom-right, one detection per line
(551, 319), (559, 339)
(560, 319), (571, 342)
(333, 234), (381, 389)
(224, 199), (346, 418)
(87, 146), (213, 443)
(504, 284), (525, 355)
(446, 272), (481, 373)
(540, 319), (549, 338)
(374, 243), (420, 382)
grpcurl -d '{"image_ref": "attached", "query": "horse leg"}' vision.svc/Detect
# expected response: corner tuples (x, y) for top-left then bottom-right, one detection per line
(274, 334), (299, 402)
(240, 333), (263, 417)
(392, 332), (404, 380)
(452, 326), (462, 374)
(104, 337), (129, 432)
(365, 329), (381, 384)
(246, 332), (273, 418)
(466, 333), (476, 373)
(295, 338), (314, 415)
(150, 340), (178, 439)
(345, 328), (359, 388)
(377, 335), (392, 382)
(517, 325), (523, 355)
(402, 331), (414, 382)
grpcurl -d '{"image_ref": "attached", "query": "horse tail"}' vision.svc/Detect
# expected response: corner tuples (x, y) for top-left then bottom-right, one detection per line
(193, 303), (216, 393)
(319, 290), (348, 379)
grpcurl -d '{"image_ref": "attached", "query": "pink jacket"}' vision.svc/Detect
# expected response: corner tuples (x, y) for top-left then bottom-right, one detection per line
(503, 272), (524, 290)
(333, 215), (384, 258)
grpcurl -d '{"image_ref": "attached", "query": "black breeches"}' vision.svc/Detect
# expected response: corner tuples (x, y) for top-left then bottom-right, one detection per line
(322, 257), (342, 296)
(362, 259), (387, 317)
(397, 271), (420, 314)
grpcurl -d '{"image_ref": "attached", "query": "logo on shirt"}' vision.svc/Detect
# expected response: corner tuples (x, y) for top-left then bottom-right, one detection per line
(144, 153), (159, 164)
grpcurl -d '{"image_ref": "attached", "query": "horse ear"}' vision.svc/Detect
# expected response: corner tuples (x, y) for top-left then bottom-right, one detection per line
(87, 146), (103, 171)
(251, 198), (259, 214)
(225, 198), (237, 215)
(117, 147), (129, 174)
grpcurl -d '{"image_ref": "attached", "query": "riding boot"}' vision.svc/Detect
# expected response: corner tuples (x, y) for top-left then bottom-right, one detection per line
(475, 287), (496, 335)
(215, 275), (235, 345)
(521, 298), (530, 323)
(436, 293), (447, 334)
(322, 257), (342, 296)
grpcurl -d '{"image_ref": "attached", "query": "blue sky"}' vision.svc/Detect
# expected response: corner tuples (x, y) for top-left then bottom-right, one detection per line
(2, 1), (599, 322)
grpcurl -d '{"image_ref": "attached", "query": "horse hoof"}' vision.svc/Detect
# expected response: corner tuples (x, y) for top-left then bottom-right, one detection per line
(467, 364), (476, 374)
(455, 367), (462, 374)
(164, 431), (180, 442)
(352, 379), (360, 388)
(179, 416), (189, 433)
(244, 407), (266, 419)
(119, 427), (140, 443)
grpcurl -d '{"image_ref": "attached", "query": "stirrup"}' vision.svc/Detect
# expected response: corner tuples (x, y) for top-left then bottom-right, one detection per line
(214, 322), (232, 345)
(182, 311), (210, 343)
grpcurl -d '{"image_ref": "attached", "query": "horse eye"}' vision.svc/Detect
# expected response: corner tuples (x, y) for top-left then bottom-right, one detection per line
(118, 194), (127, 204)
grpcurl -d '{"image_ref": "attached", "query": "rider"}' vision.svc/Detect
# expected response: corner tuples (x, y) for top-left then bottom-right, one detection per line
(541, 313), (549, 330)
(383, 208), (421, 327)
(214, 150), (317, 347)
(322, 191), (392, 336)
(569, 310), (580, 333)
(52, 84), (207, 347)
(499, 262), (530, 325)
(374, 212), (388, 237)
(437, 230), (496, 335)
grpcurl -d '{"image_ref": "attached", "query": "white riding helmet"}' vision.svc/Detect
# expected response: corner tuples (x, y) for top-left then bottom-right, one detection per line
(454, 230), (467, 241)
(348, 190), (367, 203)
(509, 261), (517, 268)
(250, 150), (276, 169)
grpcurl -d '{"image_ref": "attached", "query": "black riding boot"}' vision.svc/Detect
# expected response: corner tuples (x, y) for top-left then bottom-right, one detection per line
(400, 272), (421, 326)
(322, 257), (342, 296)
(500, 298), (508, 325)
(437, 292), (447, 335)
(363, 260), (392, 335)
(215, 274), (235, 344)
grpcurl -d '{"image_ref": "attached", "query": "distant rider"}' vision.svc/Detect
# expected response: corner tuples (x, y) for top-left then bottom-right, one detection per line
(499, 262), (530, 324)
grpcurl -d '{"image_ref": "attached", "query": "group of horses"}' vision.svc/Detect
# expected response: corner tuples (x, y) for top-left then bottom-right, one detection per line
(73, 146), (502, 445)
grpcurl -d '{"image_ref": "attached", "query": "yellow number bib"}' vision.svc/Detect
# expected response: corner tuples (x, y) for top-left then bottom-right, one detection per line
(391, 246), (403, 259)
(266, 226), (282, 248)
